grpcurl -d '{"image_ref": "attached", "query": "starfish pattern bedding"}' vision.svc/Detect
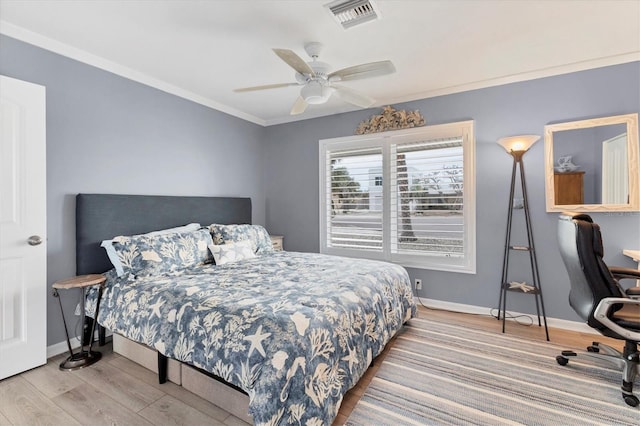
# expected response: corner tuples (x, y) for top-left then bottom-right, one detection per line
(87, 251), (416, 425)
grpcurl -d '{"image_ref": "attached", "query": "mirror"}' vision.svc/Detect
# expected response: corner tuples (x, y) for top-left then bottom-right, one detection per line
(544, 113), (639, 212)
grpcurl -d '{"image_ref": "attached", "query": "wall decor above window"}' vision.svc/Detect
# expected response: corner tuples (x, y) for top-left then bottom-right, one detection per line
(355, 105), (425, 135)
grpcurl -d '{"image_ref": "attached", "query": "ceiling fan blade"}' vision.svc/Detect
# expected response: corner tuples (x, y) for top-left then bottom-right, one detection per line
(273, 49), (315, 77)
(290, 96), (308, 115)
(234, 82), (299, 93)
(333, 84), (375, 108)
(328, 60), (395, 82)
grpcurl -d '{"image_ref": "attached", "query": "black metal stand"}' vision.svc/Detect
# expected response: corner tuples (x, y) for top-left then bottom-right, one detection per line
(53, 285), (104, 370)
(497, 151), (549, 341)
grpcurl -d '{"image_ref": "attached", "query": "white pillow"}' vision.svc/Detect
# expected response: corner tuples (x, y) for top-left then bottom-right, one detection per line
(101, 223), (201, 276)
(208, 239), (256, 265)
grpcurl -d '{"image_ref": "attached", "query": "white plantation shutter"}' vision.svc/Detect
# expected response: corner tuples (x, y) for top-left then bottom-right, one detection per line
(391, 138), (464, 257)
(319, 121), (475, 273)
(326, 147), (383, 251)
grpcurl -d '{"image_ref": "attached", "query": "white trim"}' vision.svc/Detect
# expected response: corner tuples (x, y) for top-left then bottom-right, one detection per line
(0, 21), (266, 127)
(46, 299), (596, 359)
(319, 121), (476, 273)
(381, 52), (640, 110)
(47, 336), (81, 359)
(3, 21), (638, 128)
(46, 330), (113, 358)
(418, 297), (597, 335)
(46, 298), (599, 358)
(265, 52), (640, 126)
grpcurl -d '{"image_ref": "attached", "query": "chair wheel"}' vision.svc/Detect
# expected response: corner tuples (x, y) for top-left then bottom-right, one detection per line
(556, 355), (569, 366)
(587, 345), (599, 353)
(623, 394), (639, 407)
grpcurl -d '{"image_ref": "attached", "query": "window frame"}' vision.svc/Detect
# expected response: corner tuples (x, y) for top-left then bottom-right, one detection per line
(319, 120), (476, 273)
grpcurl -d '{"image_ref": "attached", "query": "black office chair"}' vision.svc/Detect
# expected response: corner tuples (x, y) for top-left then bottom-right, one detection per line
(556, 212), (640, 406)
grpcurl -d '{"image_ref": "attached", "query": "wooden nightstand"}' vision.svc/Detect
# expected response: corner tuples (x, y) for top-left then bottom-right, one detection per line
(270, 235), (284, 251)
(52, 274), (106, 370)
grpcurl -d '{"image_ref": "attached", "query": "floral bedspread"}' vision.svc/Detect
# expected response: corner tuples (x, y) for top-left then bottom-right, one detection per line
(87, 251), (416, 425)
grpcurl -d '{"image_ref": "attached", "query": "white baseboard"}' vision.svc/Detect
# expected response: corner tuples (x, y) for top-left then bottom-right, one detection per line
(417, 297), (597, 336)
(46, 299), (596, 357)
(47, 330), (113, 358)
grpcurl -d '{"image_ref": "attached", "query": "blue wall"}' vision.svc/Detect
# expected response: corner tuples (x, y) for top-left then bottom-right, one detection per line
(0, 35), (266, 345)
(263, 62), (640, 323)
(2, 32), (639, 346)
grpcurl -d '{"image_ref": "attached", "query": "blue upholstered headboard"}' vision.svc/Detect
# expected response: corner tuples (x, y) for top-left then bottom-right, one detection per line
(75, 194), (252, 275)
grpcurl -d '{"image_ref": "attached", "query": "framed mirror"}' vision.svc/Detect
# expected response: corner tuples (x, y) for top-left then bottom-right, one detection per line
(544, 113), (639, 212)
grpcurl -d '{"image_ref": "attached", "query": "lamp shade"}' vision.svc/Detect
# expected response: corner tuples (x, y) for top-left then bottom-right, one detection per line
(497, 135), (540, 154)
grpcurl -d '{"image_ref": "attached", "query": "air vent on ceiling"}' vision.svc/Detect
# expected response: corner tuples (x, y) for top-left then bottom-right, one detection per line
(325, 0), (380, 30)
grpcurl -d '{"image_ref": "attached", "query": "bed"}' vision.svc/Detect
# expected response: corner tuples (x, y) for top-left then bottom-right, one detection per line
(76, 193), (416, 425)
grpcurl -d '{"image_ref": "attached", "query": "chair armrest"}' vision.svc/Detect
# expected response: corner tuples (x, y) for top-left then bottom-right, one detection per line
(593, 297), (640, 341)
(609, 266), (640, 281)
(626, 287), (640, 298)
(609, 267), (640, 298)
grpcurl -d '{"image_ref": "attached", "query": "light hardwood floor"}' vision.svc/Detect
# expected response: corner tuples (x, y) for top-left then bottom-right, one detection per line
(0, 306), (619, 425)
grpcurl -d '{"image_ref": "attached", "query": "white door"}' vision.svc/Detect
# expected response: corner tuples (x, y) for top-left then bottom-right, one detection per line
(602, 133), (628, 204)
(0, 75), (47, 379)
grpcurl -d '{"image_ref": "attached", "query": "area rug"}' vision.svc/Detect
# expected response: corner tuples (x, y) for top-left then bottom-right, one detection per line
(346, 316), (640, 425)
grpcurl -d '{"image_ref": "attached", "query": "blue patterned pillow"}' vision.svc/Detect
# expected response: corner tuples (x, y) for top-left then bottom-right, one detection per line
(208, 224), (273, 254)
(111, 228), (213, 277)
(208, 240), (257, 265)
(101, 223), (201, 276)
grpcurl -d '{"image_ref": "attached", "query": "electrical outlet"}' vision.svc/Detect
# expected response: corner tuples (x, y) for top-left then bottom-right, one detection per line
(415, 279), (422, 290)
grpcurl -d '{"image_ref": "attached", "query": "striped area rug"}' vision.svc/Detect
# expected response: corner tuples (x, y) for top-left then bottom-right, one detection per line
(346, 316), (640, 425)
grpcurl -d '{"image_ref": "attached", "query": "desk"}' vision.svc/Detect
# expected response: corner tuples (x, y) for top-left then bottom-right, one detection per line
(623, 249), (640, 286)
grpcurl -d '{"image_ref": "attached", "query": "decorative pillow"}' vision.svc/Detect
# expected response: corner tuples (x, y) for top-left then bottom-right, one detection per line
(101, 223), (201, 276)
(208, 224), (273, 254)
(110, 228), (213, 277)
(208, 240), (257, 265)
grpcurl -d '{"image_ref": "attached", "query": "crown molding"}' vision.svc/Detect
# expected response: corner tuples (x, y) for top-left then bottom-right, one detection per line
(3, 20), (638, 128)
(266, 52), (640, 126)
(383, 51), (640, 107)
(0, 21), (266, 127)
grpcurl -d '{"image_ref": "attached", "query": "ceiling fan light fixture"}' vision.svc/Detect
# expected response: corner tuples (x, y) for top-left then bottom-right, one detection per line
(235, 41), (392, 113)
(301, 81), (333, 104)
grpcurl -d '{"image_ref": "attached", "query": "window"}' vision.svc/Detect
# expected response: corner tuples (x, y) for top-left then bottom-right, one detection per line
(319, 121), (475, 273)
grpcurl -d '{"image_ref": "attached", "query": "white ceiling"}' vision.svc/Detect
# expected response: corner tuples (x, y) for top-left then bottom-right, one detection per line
(1, 0), (639, 126)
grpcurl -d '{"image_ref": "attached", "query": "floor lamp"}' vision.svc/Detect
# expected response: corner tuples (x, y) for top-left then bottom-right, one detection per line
(497, 135), (549, 341)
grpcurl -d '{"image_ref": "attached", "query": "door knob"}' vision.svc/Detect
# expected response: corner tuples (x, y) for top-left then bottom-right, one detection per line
(27, 235), (43, 246)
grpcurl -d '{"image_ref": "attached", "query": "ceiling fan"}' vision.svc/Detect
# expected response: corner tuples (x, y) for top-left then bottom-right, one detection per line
(234, 42), (395, 115)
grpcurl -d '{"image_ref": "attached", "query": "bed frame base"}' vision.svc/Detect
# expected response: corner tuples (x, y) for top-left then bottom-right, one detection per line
(182, 364), (252, 424)
(113, 334), (252, 422)
(158, 353), (168, 384)
(112, 334), (181, 384)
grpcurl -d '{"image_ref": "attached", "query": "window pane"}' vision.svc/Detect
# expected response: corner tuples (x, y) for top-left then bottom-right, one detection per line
(328, 149), (383, 251)
(392, 138), (464, 256)
(320, 120), (475, 273)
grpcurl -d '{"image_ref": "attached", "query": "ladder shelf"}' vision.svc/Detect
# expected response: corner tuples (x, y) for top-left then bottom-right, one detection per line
(497, 153), (549, 341)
